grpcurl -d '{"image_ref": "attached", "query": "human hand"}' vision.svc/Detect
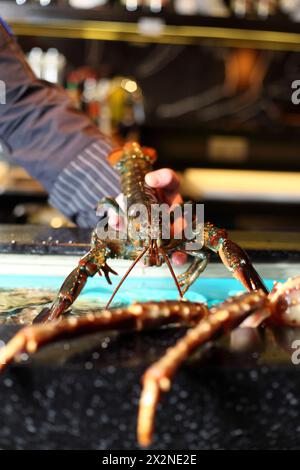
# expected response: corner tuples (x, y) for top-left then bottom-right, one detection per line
(108, 168), (187, 266)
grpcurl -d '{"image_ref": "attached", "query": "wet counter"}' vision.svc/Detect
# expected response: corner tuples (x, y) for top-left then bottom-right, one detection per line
(0, 225), (300, 449)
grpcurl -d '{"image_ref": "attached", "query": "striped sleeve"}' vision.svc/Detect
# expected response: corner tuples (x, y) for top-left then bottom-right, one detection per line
(0, 26), (120, 228)
(48, 140), (120, 227)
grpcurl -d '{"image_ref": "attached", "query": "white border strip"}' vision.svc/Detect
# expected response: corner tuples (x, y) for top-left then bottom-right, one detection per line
(0, 254), (299, 280)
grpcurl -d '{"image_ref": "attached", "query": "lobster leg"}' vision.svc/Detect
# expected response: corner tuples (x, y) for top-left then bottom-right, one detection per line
(137, 290), (268, 447)
(34, 266), (90, 324)
(0, 300), (208, 371)
(204, 222), (268, 294)
(177, 250), (209, 295)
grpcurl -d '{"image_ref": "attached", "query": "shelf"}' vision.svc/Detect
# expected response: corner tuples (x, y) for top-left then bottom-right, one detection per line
(2, 2), (300, 51)
(0, 224), (300, 255)
(181, 168), (300, 203)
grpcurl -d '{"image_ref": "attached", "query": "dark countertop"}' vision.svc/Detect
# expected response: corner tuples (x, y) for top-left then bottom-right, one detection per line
(0, 324), (300, 450)
(0, 225), (90, 256)
(1, 224), (300, 261)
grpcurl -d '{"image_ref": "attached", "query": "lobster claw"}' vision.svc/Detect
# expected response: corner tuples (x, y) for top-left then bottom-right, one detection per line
(33, 297), (71, 324)
(219, 239), (268, 294)
(99, 263), (118, 285)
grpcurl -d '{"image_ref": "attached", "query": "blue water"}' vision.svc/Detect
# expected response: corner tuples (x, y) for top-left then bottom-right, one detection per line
(0, 275), (276, 308)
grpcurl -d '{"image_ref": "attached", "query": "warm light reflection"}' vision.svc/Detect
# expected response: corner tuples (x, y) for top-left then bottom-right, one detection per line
(121, 79), (138, 94)
(182, 169), (300, 203)
(50, 217), (64, 228)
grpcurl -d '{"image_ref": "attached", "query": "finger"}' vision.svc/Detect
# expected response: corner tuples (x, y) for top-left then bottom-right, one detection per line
(172, 252), (187, 266)
(116, 193), (126, 211)
(145, 169), (180, 192)
(107, 193), (126, 232)
(108, 210), (122, 230)
(146, 170), (182, 207)
(172, 215), (187, 239)
(155, 187), (183, 207)
(167, 193), (183, 207)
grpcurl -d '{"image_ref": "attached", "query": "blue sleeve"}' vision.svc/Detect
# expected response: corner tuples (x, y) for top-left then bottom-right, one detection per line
(0, 17), (13, 37)
(0, 22), (120, 227)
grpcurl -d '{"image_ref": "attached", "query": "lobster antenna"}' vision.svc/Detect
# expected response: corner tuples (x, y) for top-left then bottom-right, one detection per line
(159, 248), (183, 299)
(105, 246), (149, 309)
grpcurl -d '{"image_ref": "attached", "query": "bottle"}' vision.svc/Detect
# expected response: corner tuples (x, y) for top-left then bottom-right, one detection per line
(121, 0), (141, 11)
(83, 78), (100, 125)
(27, 48), (43, 78)
(174, 0), (199, 15)
(69, 0), (109, 8)
(42, 48), (66, 85)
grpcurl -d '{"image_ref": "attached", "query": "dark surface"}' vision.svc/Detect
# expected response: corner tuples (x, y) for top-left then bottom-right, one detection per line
(0, 324), (300, 450)
(0, 224), (91, 256)
(1, 224), (300, 261)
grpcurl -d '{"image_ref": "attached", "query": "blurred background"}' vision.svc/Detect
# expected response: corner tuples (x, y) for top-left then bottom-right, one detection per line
(1, 0), (300, 232)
